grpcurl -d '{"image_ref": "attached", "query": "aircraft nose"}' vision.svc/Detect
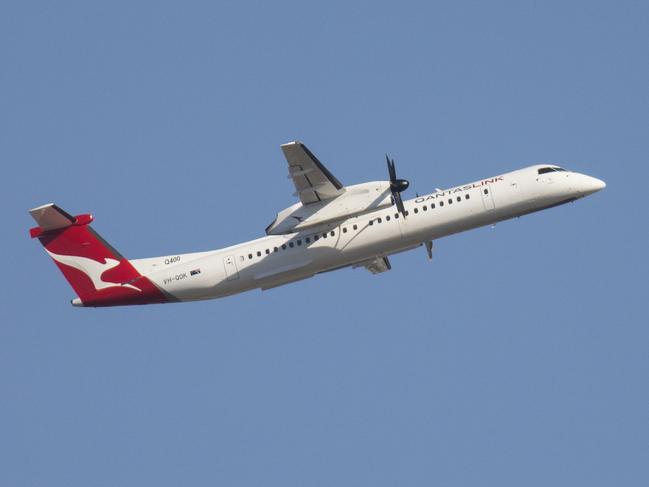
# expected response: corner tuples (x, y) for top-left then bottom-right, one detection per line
(588, 176), (606, 192)
(579, 175), (606, 195)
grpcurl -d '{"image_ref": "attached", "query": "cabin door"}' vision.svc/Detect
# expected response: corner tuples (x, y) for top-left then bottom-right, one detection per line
(481, 186), (496, 210)
(222, 255), (239, 281)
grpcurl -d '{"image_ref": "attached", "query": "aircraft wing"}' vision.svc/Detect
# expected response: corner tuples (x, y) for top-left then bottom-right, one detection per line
(353, 256), (392, 274)
(281, 141), (345, 205)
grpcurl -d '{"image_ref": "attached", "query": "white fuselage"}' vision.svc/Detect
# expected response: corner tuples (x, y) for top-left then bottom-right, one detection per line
(130, 165), (604, 302)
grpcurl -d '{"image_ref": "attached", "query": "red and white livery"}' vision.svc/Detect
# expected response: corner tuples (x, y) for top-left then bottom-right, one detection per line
(29, 141), (605, 307)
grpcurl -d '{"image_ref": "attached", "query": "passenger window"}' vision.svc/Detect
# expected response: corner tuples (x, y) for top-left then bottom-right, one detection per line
(404, 210), (409, 216)
(431, 203), (435, 209)
(394, 213), (399, 219)
(423, 205), (427, 211)
(457, 196), (461, 202)
(377, 218), (382, 224)
(314, 235), (319, 241)
(248, 253), (253, 259)
(281, 244), (287, 250)
(353, 224), (358, 230)
(439, 201), (444, 207)
(297, 239), (302, 246)
(306, 237), (311, 243)
(342, 227), (347, 233)
(448, 198), (452, 204)
(414, 208), (419, 214)
(369, 220), (374, 226)
(330, 231), (335, 236)
(265, 249), (270, 255)
(273, 247), (278, 252)
(257, 251), (261, 257)
(484, 188), (489, 194)
(465, 194), (470, 200)
(322, 233), (327, 238)
(386, 215), (390, 221)
(289, 242), (294, 248)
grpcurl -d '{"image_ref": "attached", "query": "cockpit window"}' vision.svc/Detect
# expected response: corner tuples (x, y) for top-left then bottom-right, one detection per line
(538, 166), (567, 175)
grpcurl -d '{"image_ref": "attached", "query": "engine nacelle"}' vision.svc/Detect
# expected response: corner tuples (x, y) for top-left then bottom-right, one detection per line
(266, 181), (393, 235)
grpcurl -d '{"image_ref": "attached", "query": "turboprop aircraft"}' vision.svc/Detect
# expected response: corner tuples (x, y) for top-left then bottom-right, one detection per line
(29, 141), (605, 307)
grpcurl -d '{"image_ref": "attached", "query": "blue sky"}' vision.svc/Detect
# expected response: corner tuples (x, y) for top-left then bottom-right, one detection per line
(2, 1), (648, 485)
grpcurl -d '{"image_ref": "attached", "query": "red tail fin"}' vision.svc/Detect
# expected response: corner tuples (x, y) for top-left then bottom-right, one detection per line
(29, 204), (169, 307)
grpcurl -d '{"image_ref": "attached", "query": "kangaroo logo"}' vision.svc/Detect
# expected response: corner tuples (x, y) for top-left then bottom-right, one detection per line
(45, 250), (141, 292)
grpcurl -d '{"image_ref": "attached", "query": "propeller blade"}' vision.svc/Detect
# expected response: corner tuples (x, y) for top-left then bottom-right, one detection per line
(394, 192), (406, 216)
(386, 154), (396, 182)
(385, 153), (409, 217)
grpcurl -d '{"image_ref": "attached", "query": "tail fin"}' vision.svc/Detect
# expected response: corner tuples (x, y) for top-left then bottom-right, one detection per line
(29, 203), (169, 307)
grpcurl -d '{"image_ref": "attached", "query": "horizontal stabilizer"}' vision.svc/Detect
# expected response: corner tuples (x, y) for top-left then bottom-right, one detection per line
(29, 203), (76, 231)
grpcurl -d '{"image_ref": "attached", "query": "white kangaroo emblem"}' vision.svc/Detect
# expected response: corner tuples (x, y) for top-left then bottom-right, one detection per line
(46, 250), (141, 292)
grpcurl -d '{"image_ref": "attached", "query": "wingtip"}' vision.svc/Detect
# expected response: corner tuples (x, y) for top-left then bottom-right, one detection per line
(281, 140), (303, 148)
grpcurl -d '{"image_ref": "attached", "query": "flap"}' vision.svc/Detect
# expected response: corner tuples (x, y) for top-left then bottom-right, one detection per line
(353, 256), (392, 274)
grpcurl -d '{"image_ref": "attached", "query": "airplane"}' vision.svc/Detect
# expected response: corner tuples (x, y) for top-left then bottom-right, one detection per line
(28, 141), (605, 307)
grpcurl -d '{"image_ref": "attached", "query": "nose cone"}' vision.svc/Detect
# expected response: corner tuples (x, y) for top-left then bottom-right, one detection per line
(578, 175), (606, 196)
(588, 176), (606, 193)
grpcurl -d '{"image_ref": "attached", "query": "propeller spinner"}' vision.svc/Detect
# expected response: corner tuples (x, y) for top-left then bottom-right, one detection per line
(386, 155), (410, 216)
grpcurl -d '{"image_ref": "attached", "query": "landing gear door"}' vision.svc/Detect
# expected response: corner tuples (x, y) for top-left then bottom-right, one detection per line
(222, 255), (239, 281)
(481, 186), (495, 210)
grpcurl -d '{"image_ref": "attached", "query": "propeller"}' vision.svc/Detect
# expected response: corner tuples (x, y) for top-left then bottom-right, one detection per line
(386, 155), (410, 216)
